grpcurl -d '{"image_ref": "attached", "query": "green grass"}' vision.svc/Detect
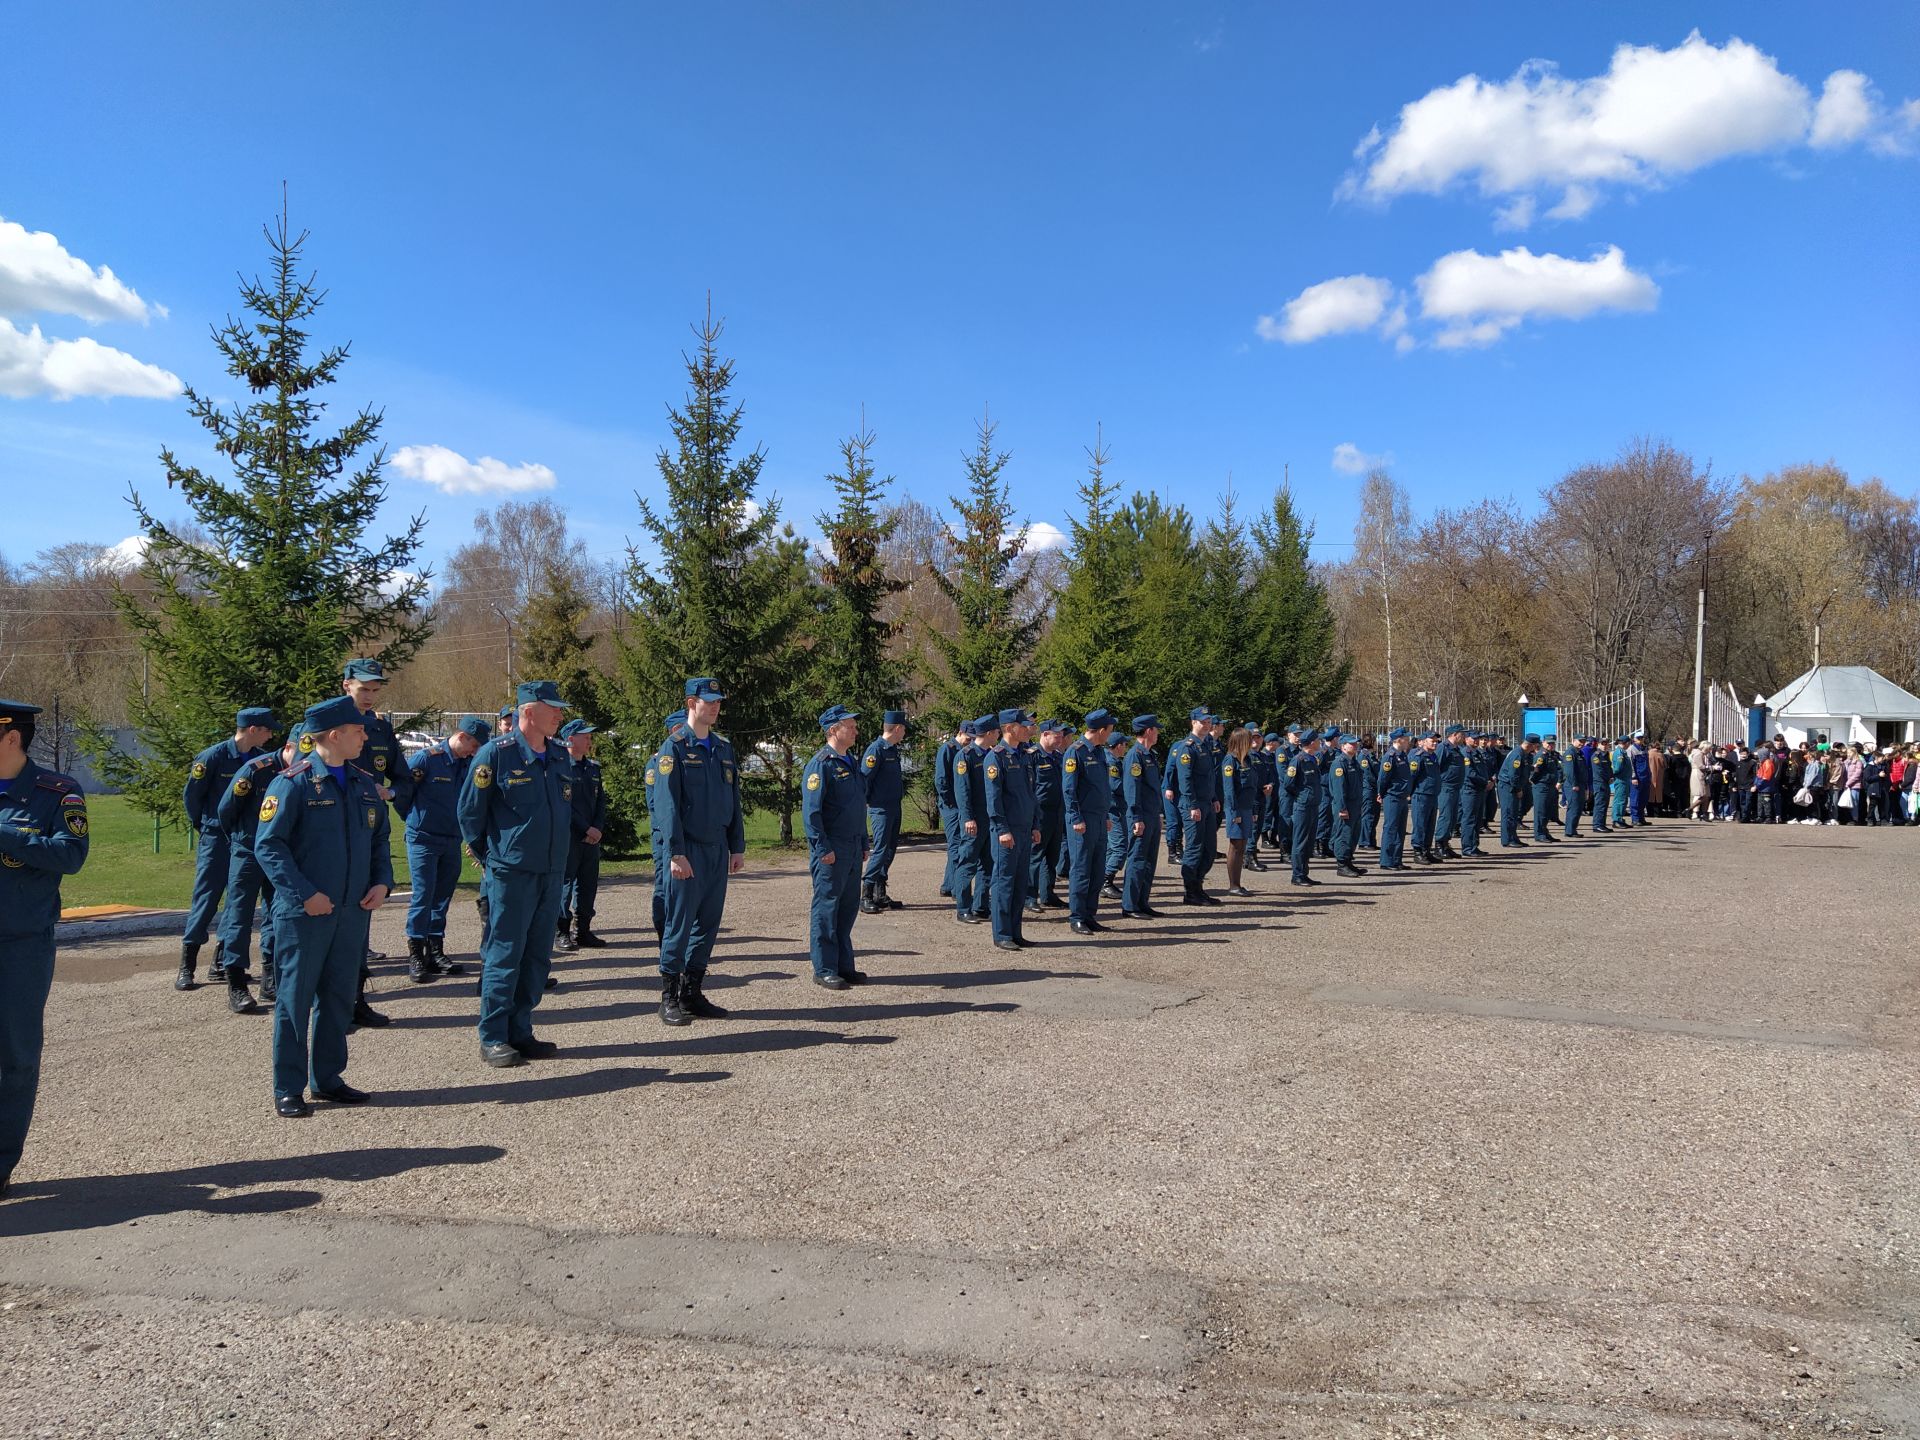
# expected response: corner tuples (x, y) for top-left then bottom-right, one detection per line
(61, 796), (808, 911)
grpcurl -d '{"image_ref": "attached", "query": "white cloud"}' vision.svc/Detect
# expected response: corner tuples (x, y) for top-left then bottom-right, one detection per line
(1811, 70), (1875, 148)
(0, 317), (183, 400)
(1417, 245), (1657, 348)
(1332, 443), (1391, 475)
(100, 535), (149, 573)
(390, 443), (557, 496)
(1342, 33), (1916, 218)
(0, 217), (160, 323)
(1493, 195), (1538, 231)
(1257, 274), (1394, 344)
(1026, 521), (1069, 551)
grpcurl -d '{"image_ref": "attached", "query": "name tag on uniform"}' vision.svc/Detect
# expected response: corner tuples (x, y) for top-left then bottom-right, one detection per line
(505, 771), (533, 787)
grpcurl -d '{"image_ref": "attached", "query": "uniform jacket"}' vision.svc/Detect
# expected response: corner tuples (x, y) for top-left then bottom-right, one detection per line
(1328, 751), (1364, 816)
(953, 742), (990, 825)
(1436, 741), (1465, 795)
(1123, 743), (1163, 833)
(1409, 748), (1441, 798)
(1283, 748), (1322, 806)
(218, 751), (286, 851)
(933, 738), (961, 812)
(255, 758), (393, 912)
(860, 737), (904, 812)
(1378, 748), (1412, 798)
(458, 731), (577, 874)
(184, 738), (252, 833)
(801, 745), (865, 852)
(1062, 737), (1109, 828)
(1499, 749), (1530, 794)
(1031, 744), (1064, 824)
(569, 755), (607, 838)
(357, 708), (415, 814)
(405, 741), (471, 841)
(0, 759), (89, 940)
(1168, 734), (1217, 812)
(985, 741), (1037, 836)
(1530, 749), (1564, 787)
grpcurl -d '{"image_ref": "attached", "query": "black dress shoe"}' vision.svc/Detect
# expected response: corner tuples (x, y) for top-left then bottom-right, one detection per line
(1228, 886), (1254, 897)
(351, 1000), (390, 1028)
(1069, 920), (1095, 936)
(481, 1041), (525, 1068)
(842, 970), (870, 985)
(227, 985), (261, 1015)
(814, 972), (851, 991)
(275, 1094), (312, 1118)
(364, 947), (387, 963)
(1138, 906), (1166, 918)
(544, 975), (559, 990)
(311, 1083), (370, 1105)
(1180, 893), (1206, 905)
(1335, 864), (1365, 878)
(955, 911), (983, 925)
(510, 1038), (559, 1059)
(1121, 910), (1141, 919)
(1024, 902), (1045, 915)
(993, 939), (1021, 952)
(1198, 892), (1225, 906)
(575, 930), (609, 949)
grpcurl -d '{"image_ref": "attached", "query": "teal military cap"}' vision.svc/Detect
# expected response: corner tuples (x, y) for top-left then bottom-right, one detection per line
(516, 680), (569, 709)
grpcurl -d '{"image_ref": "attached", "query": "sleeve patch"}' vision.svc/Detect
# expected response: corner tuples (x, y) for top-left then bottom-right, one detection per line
(806, 772), (821, 791)
(190, 761), (207, 780)
(1063, 759), (1077, 773)
(65, 808), (89, 837)
(864, 754), (876, 768)
(986, 764), (999, 779)
(956, 760), (968, 775)
(473, 765), (493, 789)
(259, 795), (280, 823)
(1130, 763), (1141, 775)
(657, 755), (674, 774)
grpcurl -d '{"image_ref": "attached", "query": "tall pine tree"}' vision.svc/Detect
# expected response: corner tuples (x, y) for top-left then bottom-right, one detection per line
(921, 415), (1040, 733)
(1121, 493), (1204, 728)
(1039, 427), (1139, 721)
(84, 213), (431, 823)
(1248, 485), (1351, 723)
(814, 423), (910, 726)
(1194, 486), (1259, 724)
(615, 304), (809, 796)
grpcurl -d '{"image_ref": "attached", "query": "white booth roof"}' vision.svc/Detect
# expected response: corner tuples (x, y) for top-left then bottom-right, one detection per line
(1763, 666), (1920, 720)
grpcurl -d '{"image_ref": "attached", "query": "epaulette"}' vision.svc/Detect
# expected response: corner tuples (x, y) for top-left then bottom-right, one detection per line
(35, 772), (78, 794)
(284, 759), (313, 778)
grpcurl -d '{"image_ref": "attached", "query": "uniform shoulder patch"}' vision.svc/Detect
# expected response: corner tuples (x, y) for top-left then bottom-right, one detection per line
(1130, 763), (1141, 775)
(473, 764), (493, 789)
(259, 794), (280, 823)
(1179, 753), (1190, 765)
(657, 754), (675, 774)
(645, 766), (656, 785)
(806, 772), (821, 791)
(1064, 758), (1078, 773)
(64, 805), (89, 836)
(864, 754), (876, 768)
(1287, 765), (1297, 777)
(190, 761), (207, 780)
(986, 763), (1000, 779)
(234, 777), (251, 796)
(955, 759), (968, 775)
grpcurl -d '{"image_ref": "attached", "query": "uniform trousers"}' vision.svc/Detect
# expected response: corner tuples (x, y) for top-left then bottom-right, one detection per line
(1123, 822), (1159, 912)
(1410, 794), (1437, 852)
(1289, 800), (1318, 882)
(659, 840), (728, 979)
(562, 837), (600, 931)
(1562, 786), (1584, 837)
(270, 903), (369, 1097)
(1498, 789), (1522, 846)
(1028, 811), (1063, 903)
(1460, 785), (1484, 854)
(185, 828), (232, 946)
(0, 937), (56, 1179)
(479, 866), (564, 1046)
(989, 832), (1032, 945)
(1065, 823), (1107, 923)
(1531, 784), (1558, 839)
(1379, 794), (1409, 867)
(808, 846), (861, 978)
(217, 843), (276, 973)
(404, 832), (463, 939)
(938, 804), (960, 895)
(861, 806), (900, 888)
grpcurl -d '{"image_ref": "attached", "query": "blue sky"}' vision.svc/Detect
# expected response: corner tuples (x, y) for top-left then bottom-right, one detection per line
(3, 3), (1915, 578)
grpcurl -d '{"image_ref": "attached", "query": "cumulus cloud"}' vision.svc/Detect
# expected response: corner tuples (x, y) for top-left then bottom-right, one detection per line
(390, 443), (557, 496)
(1257, 274), (1395, 344)
(0, 217), (161, 324)
(1026, 520), (1069, 551)
(1416, 244), (1658, 347)
(1343, 32), (1918, 221)
(1332, 443), (1391, 475)
(0, 317), (183, 400)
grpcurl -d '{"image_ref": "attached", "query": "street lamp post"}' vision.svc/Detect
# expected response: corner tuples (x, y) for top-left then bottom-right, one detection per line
(490, 603), (516, 686)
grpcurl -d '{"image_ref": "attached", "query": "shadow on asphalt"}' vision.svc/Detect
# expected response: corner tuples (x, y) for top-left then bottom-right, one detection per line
(0, 1145), (507, 1236)
(560, 1027), (900, 1061)
(868, 966), (1097, 988)
(378, 1065), (728, 1108)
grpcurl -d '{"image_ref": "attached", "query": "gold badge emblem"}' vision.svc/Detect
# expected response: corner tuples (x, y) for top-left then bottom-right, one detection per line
(366, 806), (378, 829)
(190, 762), (207, 780)
(65, 809), (89, 837)
(645, 766), (656, 785)
(986, 764), (999, 779)
(374, 753), (388, 770)
(1064, 759), (1077, 773)
(955, 760), (968, 775)
(1130, 763), (1141, 775)
(235, 778), (251, 796)
(259, 795), (280, 822)
(473, 765), (493, 790)
(1179, 754), (1190, 765)
(299, 732), (315, 754)
(658, 755), (675, 774)
(806, 773), (821, 791)
(1287, 766), (1297, 777)
(1109, 764), (1119, 778)
(864, 754), (875, 768)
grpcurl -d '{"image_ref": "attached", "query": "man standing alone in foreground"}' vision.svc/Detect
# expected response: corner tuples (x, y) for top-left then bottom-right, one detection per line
(650, 677), (746, 1027)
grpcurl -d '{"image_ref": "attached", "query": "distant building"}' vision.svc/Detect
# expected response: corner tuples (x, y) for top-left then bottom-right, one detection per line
(1762, 666), (1920, 750)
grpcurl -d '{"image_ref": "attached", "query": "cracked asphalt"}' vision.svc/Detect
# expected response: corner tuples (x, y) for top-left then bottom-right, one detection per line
(3, 822), (1915, 1438)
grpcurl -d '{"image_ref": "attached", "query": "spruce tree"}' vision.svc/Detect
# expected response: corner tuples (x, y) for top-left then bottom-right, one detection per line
(1248, 485), (1351, 723)
(1120, 494), (1204, 728)
(84, 213), (431, 823)
(814, 423), (910, 726)
(1194, 487), (1259, 724)
(921, 415), (1040, 733)
(1039, 428), (1139, 721)
(615, 305), (808, 794)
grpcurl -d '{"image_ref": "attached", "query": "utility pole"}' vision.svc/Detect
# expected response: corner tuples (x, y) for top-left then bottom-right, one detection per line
(1691, 529), (1711, 741)
(490, 602), (516, 686)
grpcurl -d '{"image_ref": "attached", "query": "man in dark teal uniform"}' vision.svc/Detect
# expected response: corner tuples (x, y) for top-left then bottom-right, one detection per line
(402, 717), (487, 981)
(1436, 724), (1467, 858)
(646, 678), (745, 1026)
(557, 718), (609, 950)
(1121, 715), (1164, 918)
(1168, 708), (1222, 906)
(177, 706), (276, 992)
(1499, 735), (1536, 847)
(646, 709), (687, 945)
(1103, 732), (1132, 897)
(858, 710), (907, 915)
(984, 708), (1038, 952)
(802, 704), (867, 989)
(952, 717), (995, 926)
(1284, 730), (1323, 885)
(457, 680), (576, 1062)
(1408, 732), (1442, 863)
(1377, 729), (1413, 870)
(1027, 721), (1067, 913)
(934, 719), (968, 900)
(1329, 735), (1367, 877)
(1457, 732), (1487, 857)
(254, 696), (392, 1117)
(1531, 737), (1563, 842)
(1589, 737), (1614, 832)
(1562, 734), (1590, 838)
(214, 721), (293, 1014)
(341, 659), (408, 1018)
(1359, 734), (1382, 851)
(0, 700), (90, 1194)
(1062, 710), (1116, 935)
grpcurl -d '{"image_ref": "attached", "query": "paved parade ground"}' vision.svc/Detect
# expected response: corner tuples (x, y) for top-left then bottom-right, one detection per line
(2, 823), (1915, 1439)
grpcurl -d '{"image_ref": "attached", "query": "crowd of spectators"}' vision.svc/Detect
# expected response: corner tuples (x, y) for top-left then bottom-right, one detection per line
(1641, 736), (1919, 826)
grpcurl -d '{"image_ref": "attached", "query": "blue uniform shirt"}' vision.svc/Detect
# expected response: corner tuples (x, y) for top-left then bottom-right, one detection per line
(934, 738), (962, 811)
(1062, 737), (1109, 827)
(1169, 734), (1217, 811)
(1379, 748), (1412, 797)
(218, 751), (285, 850)
(953, 742), (990, 824)
(1032, 744), (1064, 823)
(458, 731), (576, 874)
(0, 760), (90, 940)
(405, 741), (471, 840)
(184, 738), (251, 832)
(985, 740), (1037, 836)
(1410, 748), (1441, 798)
(255, 759), (393, 911)
(648, 726), (745, 858)
(569, 755), (607, 837)
(1329, 751), (1364, 814)
(1283, 748), (1322, 800)
(1123, 743), (1163, 830)
(801, 745), (866, 852)
(1501, 749), (1530, 793)
(860, 738), (904, 811)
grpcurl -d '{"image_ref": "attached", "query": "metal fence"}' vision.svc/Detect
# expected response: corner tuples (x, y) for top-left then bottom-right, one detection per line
(1552, 684), (1647, 744)
(1703, 681), (1746, 746)
(1342, 715), (1520, 742)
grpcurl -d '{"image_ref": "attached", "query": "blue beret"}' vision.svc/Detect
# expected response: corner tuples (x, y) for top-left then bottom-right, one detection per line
(457, 716), (493, 742)
(1132, 714), (1159, 734)
(559, 718), (597, 738)
(517, 679), (569, 709)
(685, 676), (724, 702)
(342, 658), (386, 682)
(303, 695), (364, 732)
(998, 707), (1030, 727)
(818, 704), (859, 729)
(973, 713), (1001, 733)
(882, 710), (907, 726)
(1084, 708), (1117, 729)
(236, 706), (277, 730)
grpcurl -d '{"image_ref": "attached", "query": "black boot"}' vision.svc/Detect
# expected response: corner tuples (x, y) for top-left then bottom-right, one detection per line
(682, 971), (728, 1019)
(259, 957), (277, 1004)
(659, 973), (691, 1027)
(407, 937), (437, 984)
(429, 936), (465, 976)
(881, 882), (903, 911)
(553, 919), (578, 954)
(351, 967), (390, 1029)
(1336, 862), (1365, 878)
(574, 926), (607, 949)
(208, 950), (228, 984)
(859, 882), (883, 915)
(226, 974), (261, 1014)
(174, 942), (200, 991)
